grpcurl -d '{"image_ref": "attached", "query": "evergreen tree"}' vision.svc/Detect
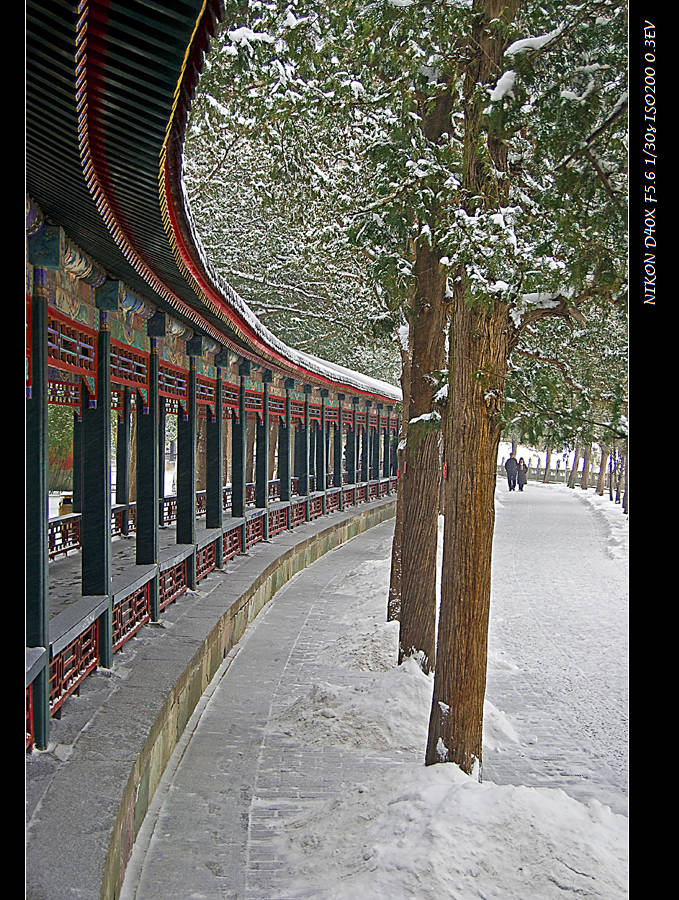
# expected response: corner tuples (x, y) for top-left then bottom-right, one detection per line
(184, 0), (627, 775)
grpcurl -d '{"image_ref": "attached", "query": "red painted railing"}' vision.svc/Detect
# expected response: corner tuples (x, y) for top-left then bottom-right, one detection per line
(196, 541), (217, 582)
(37, 478), (395, 732)
(309, 495), (324, 520)
(223, 524), (242, 561)
(159, 558), (188, 611)
(268, 506), (289, 536)
(245, 515), (264, 549)
(49, 622), (99, 716)
(290, 499), (307, 527)
(112, 581), (151, 652)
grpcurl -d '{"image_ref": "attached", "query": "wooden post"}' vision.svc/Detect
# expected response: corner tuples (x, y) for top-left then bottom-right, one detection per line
(279, 379), (293, 503)
(299, 385), (311, 497)
(256, 370), (272, 536)
(232, 361), (249, 518)
(318, 389), (328, 510)
(334, 394), (344, 487)
(373, 403), (382, 481)
(361, 402), (369, 482)
(135, 339), (160, 617)
(383, 407), (391, 480)
(81, 307), (112, 666)
(347, 397), (358, 484)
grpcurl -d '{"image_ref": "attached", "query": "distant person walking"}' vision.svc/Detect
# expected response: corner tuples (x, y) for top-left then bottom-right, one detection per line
(505, 453), (519, 491)
(517, 458), (528, 491)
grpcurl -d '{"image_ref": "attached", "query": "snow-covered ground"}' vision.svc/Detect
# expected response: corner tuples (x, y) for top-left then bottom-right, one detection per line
(124, 477), (627, 899)
(257, 480), (629, 898)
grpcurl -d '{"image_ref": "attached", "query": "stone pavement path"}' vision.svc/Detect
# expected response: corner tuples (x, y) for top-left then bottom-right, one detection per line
(121, 484), (628, 899)
(122, 520), (408, 900)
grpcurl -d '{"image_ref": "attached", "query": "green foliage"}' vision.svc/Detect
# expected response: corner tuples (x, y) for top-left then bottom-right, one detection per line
(184, 0), (627, 438)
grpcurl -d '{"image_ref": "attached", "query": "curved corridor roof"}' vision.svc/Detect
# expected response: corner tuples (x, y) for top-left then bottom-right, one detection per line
(25, 0), (401, 404)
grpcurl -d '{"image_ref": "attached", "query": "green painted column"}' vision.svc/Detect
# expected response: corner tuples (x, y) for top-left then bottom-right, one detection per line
(293, 423), (304, 483)
(384, 407), (393, 482)
(206, 356), (225, 535)
(334, 394), (345, 487)
(345, 399), (356, 486)
(361, 403), (369, 483)
(255, 370), (272, 512)
(136, 341), (160, 618)
(299, 385), (311, 496)
(317, 389), (328, 504)
(80, 308), (112, 667)
(177, 350), (197, 587)
(279, 381), (293, 503)
(232, 362), (249, 518)
(373, 404), (382, 480)
(25, 267), (50, 749)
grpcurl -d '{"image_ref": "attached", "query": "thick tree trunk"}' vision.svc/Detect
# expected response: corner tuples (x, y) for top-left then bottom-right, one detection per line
(424, 0), (520, 773)
(396, 244), (447, 672)
(425, 296), (511, 774)
(387, 339), (411, 622)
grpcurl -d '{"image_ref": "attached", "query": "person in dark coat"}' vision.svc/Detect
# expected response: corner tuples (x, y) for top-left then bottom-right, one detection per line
(504, 453), (519, 491)
(517, 457), (528, 491)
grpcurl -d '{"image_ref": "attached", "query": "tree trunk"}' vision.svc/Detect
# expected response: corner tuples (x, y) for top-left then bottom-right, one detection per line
(426, 293), (512, 773)
(387, 337), (412, 622)
(580, 443), (591, 490)
(542, 445), (552, 483)
(567, 441), (581, 489)
(396, 244), (448, 672)
(424, 0), (519, 774)
(596, 444), (609, 495)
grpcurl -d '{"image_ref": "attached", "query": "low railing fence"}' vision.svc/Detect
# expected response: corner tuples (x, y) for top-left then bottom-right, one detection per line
(29, 476), (399, 747)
